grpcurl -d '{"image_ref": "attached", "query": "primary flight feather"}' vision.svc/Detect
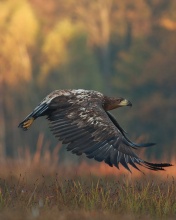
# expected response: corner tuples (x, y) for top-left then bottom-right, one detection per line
(18, 89), (172, 172)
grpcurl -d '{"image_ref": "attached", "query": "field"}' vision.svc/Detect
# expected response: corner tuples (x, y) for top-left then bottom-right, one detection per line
(0, 153), (176, 220)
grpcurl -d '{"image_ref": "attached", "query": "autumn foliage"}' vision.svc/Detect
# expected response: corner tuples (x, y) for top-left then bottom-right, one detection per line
(0, 0), (175, 168)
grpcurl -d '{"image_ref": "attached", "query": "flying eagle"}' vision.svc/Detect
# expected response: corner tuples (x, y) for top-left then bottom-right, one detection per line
(18, 89), (172, 172)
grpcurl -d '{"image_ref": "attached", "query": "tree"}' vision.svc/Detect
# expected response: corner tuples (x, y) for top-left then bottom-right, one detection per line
(0, 0), (38, 158)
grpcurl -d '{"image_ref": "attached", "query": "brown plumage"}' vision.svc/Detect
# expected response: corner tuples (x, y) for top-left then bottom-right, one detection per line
(18, 89), (172, 172)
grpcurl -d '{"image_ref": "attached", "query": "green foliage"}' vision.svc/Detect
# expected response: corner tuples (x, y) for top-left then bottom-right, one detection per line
(39, 20), (103, 91)
(40, 20), (78, 78)
(58, 33), (103, 90)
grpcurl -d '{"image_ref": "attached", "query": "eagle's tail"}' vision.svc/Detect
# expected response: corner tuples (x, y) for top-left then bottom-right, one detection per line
(18, 103), (48, 131)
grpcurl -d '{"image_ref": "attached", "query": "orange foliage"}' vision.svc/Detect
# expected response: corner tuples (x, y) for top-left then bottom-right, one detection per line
(3, 139), (174, 180)
(76, 158), (175, 179)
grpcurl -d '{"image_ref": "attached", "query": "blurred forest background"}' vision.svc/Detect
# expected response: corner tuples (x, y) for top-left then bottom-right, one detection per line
(0, 0), (176, 163)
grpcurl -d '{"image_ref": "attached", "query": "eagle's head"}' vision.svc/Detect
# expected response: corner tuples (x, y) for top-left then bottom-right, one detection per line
(103, 96), (132, 111)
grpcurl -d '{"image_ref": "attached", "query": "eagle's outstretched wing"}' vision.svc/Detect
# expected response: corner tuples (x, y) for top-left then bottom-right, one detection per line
(46, 97), (171, 172)
(18, 91), (172, 172)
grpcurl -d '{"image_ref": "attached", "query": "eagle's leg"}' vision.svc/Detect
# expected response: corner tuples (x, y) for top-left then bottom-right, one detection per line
(19, 103), (48, 131)
(21, 118), (34, 130)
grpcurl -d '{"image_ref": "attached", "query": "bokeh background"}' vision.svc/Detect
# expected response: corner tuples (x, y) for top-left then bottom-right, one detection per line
(0, 0), (176, 165)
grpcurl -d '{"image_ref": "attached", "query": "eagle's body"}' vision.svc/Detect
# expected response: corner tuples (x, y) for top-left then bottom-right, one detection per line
(19, 89), (172, 172)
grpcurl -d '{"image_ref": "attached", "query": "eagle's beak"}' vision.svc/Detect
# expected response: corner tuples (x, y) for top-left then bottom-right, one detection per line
(119, 99), (132, 107)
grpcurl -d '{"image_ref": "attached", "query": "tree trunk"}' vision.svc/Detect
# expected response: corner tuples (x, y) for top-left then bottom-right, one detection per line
(99, 1), (112, 94)
(99, 44), (111, 94)
(0, 75), (6, 161)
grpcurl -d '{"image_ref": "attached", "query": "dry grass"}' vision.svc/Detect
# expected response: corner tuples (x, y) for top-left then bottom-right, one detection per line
(0, 137), (175, 219)
(0, 159), (176, 220)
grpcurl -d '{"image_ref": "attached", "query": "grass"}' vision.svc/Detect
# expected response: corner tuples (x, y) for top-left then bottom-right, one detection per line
(0, 136), (175, 219)
(0, 160), (176, 220)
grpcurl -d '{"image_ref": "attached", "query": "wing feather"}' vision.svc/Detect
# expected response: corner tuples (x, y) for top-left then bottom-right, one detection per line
(106, 112), (155, 148)
(46, 95), (171, 172)
(94, 145), (113, 162)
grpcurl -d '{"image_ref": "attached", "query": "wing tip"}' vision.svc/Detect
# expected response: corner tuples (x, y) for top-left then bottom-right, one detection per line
(143, 161), (173, 171)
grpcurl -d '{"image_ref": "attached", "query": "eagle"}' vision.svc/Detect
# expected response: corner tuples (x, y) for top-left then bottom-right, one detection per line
(18, 89), (172, 172)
